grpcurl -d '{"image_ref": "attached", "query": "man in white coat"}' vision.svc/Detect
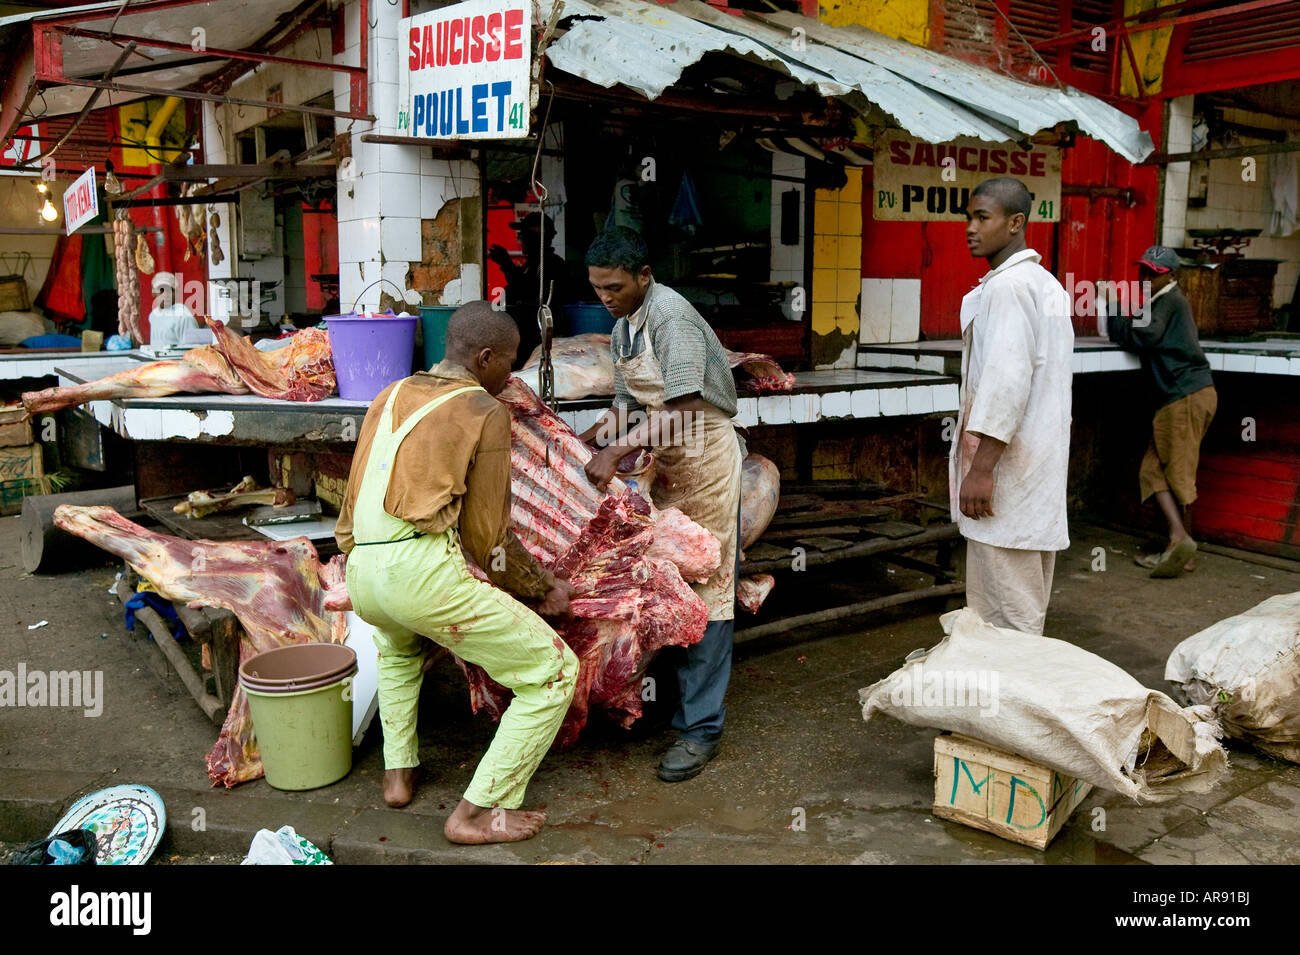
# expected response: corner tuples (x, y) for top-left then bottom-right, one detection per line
(953, 177), (1073, 635)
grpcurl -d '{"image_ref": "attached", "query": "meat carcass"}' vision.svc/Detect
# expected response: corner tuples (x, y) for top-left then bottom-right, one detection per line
(740, 453), (781, 549)
(51, 505), (347, 788)
(521, 333), (796, 400)
(21, 319), (335, 414)
(473, 377), (718, 743)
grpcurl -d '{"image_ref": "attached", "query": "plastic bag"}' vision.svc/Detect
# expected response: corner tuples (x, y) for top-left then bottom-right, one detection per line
(860, 608), (1227, 803)
(241, 825), (332, 865)
(9, 828), (98, 865)
(1166, 591), (1300, 763)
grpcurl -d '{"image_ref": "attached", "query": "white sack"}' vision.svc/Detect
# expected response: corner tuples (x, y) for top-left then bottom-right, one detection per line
(1166, 591), (1300, 763)
(860, 607), (1227, 803)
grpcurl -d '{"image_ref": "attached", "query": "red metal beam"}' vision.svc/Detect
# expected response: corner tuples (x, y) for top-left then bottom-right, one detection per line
(31, 76), (372, 121)
(52, 25), (366, 77)
(1031, 0), (1294, 51)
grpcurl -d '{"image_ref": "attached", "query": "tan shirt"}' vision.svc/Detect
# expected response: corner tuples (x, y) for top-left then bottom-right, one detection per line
(335, 360), (554, 599)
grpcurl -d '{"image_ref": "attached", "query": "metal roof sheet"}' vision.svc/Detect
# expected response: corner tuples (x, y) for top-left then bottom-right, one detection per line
(545, 0), (1154, 163)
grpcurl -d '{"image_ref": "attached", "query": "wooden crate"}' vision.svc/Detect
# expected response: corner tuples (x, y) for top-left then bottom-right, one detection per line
(0, 408), (33, 448)
(933, 733), (1092, 850)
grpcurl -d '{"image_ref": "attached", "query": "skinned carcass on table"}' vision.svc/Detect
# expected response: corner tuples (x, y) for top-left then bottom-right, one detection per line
(522, 333), (796, 400)
(51, 505), (348, 788)
(21, 319), (335, 414)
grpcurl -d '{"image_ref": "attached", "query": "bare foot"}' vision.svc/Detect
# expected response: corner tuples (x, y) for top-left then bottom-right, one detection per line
(383, 767), (419, 808)
(443, 798), (546, 844)
(1184, 558), (1196, 572)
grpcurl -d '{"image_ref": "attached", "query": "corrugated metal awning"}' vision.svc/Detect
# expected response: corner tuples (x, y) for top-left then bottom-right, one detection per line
(545, 0), (1154, 164)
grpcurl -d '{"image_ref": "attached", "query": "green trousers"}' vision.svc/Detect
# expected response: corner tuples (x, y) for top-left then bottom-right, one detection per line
(347, 529), (577, 809)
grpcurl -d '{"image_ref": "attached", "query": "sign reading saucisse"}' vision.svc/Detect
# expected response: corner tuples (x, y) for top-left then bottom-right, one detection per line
(397, 0), (532, 140)
(872, 133), (1062, 222)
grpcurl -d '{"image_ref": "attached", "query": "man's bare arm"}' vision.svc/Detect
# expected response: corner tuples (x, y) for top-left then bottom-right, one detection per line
(959, 433), (1007, 520)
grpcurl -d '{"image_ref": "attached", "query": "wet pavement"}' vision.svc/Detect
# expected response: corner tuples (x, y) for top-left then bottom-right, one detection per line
(2, 513), (1298, 865)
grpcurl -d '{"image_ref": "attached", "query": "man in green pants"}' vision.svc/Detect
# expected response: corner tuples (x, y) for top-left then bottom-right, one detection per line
(336, 301), (577, 845)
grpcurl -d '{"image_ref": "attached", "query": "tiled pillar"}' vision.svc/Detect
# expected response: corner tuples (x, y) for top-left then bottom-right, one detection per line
(769, 153), (805, 320)
(333, 0), (483, 313)
(1161, 95), (1194, 249)
(810, 166), (863, 368)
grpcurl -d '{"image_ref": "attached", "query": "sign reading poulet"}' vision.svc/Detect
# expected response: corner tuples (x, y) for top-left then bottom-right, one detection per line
(873, 133), (1062, 222)
(398, 0), (531, 140)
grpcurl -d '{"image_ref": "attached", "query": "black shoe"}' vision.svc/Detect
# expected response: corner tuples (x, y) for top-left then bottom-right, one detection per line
(657, 738), (720, 782)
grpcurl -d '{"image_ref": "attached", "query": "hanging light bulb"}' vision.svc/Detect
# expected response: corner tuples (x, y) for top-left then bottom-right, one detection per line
(40, 197), (58, 222)
(104, 159), (122, 196)
(35, 181), (48, 195)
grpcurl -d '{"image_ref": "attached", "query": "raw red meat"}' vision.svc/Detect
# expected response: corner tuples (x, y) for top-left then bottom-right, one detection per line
(521, 333), (795, 400)
(22, 347), (249, 413)
(469, 378), (716, 743)
(738, 574), (776, 614)
(20, 321), (335, 414)
(51, 505), (347, 788)
(740, 453), (781, 549)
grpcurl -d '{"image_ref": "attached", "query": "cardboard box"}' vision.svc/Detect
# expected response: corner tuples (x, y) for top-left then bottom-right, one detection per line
(0, 408), (33, 448)
(933, 733), (1092, 850)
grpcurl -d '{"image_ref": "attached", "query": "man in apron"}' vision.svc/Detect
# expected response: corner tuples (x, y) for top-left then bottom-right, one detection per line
(579, 228), (744, 782)
(335, 301), (577, 844)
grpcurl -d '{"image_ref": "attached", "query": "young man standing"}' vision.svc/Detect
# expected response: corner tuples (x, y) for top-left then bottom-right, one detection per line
(579, 227), (743, 782)
(955, 177), (1074, 635)
(336, 301), (577, 844)
(1104, 246), (1217, 577)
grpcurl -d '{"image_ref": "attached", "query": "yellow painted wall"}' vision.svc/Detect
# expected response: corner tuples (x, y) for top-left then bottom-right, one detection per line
(118, 101), (189, 168)
(1119, 0), (1177, 97)
(810, 168), (862, 368)
(818, 0), (930, 46)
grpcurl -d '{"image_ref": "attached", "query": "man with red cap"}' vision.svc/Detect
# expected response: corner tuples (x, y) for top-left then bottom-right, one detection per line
(1104, 245), (1217, 578)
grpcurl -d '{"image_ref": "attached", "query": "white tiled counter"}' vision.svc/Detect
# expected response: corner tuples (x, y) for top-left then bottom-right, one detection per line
(858, 336), (1300, 378)
(553, 369), (960, 433)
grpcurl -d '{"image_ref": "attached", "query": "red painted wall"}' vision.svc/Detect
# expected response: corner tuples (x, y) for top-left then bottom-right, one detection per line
(860, 98), (1161, 339)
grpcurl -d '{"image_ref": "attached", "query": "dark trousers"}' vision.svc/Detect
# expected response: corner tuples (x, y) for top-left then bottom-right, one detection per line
(671, 504), (740, 744)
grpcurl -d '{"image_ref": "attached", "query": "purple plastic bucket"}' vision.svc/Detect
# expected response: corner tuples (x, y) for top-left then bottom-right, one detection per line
(326, 314), (417, 401)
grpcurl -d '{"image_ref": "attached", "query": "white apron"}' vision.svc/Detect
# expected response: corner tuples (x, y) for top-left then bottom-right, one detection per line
(616, 314), (742, 621)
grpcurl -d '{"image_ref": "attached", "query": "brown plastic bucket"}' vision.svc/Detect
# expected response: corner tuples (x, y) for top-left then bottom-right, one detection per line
(239, 643), (356, 690)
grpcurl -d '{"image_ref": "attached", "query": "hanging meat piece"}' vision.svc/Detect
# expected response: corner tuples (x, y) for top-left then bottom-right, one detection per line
(134, 234), (155, 275)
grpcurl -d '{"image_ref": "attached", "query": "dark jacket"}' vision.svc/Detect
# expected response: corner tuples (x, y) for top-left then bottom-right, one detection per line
(1107, 283), (1214, 408)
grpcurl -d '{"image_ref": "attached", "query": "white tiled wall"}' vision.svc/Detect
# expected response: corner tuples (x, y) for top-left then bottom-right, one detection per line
(333, 0), (483, 313)
(858, 277), (921, 343)
(770, 153), (806, 319)
(1161, 95), (1194, 249)
(1182, 106), (1300, 309)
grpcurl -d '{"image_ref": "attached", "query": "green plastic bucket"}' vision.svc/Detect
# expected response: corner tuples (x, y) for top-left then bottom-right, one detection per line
(419, 305), (457, 369)
(240, 644), (356, 791)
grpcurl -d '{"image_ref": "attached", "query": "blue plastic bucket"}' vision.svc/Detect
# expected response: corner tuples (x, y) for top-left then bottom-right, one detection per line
(564, 303), (617, 336)
(326, 314), (417, 401)
(419, 305), (457, 369)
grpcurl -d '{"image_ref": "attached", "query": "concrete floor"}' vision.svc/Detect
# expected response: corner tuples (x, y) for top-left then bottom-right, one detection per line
(2, 513), (1299, 865)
